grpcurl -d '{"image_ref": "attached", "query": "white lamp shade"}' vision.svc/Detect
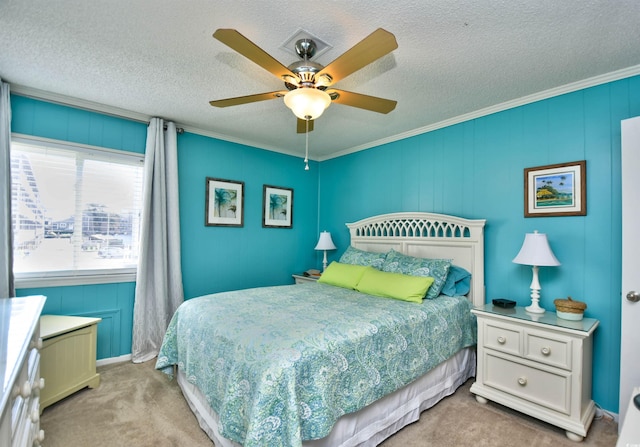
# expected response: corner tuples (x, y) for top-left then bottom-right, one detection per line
(284, 88), (331, 120)
(315, 231), (336, 250)
(512, 231), (561, 266)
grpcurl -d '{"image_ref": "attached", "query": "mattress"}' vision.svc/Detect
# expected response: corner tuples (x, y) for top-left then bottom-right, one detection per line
(156, 282), (477, 447)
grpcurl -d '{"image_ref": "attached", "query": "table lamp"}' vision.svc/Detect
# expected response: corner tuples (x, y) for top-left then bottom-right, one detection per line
(315, 231), (336, 271)
(512, 230), (561, 314)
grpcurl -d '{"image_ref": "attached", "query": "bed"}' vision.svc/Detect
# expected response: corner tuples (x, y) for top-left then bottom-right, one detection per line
(156, 212), (486, 447)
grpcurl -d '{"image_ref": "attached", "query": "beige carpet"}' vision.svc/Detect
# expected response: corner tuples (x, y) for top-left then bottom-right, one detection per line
(40, 360), (618, 446)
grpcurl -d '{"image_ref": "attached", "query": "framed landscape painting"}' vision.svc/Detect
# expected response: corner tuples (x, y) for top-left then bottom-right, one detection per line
(205, 177), (244, 227)
(263, 185), (293, 228)
(524, 160), (586, 217)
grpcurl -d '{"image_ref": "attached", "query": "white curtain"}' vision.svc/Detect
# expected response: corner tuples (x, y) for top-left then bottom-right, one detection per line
(132, 118), (184, 363)
(0, 79), (15, 298)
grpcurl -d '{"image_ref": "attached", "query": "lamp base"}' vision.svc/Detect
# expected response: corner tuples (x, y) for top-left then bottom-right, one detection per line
(525, 266), (545, 314)
(525, 302), (546, 314)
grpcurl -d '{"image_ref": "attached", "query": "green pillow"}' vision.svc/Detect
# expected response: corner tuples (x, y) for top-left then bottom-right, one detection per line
(356, 268), (434, 303)
(318, 262), (370, 289)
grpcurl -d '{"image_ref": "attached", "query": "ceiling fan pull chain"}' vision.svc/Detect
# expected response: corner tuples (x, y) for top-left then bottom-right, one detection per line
(304, 117), (310, 170)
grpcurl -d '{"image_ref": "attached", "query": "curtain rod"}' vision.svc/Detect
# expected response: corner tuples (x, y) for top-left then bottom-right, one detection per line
(163, 124), (184, 134)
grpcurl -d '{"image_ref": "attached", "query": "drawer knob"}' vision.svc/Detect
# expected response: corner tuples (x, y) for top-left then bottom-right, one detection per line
(517, 377), (527, 386)
(20, 380), (32, 398)
(33, 377), (45, 390)
(541, 347), (551, 356)
(497, 336), (506, 344)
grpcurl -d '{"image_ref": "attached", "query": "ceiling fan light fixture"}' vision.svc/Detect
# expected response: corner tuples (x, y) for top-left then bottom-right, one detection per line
(284, 88), (331, 120)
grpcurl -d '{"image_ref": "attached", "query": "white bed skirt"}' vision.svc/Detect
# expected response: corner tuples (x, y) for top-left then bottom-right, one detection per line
(176, 347), (476, 447)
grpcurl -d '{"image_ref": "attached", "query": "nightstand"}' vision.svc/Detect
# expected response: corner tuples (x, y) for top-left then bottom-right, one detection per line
(292, 274), (319, 284)
(470, 304), (599, 442)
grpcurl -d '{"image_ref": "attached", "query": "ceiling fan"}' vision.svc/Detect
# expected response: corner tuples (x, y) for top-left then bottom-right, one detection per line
(209, 28), (398, 133)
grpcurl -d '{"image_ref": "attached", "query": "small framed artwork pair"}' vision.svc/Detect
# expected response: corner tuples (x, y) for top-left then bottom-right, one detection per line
(204, 178), (293, 228)
(524, 160), (586, 217)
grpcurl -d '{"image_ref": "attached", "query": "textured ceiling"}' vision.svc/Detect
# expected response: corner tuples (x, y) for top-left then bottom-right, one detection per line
(1, 0), (640, 160)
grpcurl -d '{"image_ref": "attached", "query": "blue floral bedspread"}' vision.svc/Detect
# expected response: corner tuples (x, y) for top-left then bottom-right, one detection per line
(156, 283), (476, 447)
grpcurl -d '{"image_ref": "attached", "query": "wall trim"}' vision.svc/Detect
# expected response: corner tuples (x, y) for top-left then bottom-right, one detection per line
(11, 64), (640, 162)
(319, 64), (640, 161)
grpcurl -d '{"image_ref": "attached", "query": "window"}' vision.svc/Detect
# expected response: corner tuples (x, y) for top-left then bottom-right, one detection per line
(10, 135), (144, 286)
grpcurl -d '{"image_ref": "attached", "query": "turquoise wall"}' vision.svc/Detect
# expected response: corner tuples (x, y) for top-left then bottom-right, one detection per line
(174, 132), (319, 299)
(12, 74), (640, 413)
(12, 96), (320, 359)
(318, 75), (640, 412)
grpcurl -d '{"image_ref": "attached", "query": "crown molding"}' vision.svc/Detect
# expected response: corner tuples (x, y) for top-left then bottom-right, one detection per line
(10, 84), (152, 123)
(11, 64), (640, 163)
(319, 64), (640, 161)
(9, 84), (313, 160)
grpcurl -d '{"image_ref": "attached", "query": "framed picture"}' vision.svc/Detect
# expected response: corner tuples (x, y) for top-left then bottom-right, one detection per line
(262, 185), (293, 228)
(205, 177), (244, 226)
(524, 160), (586, 217)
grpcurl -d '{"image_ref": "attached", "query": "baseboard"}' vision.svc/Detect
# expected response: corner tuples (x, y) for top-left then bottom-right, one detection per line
(96, 354), (132, 367)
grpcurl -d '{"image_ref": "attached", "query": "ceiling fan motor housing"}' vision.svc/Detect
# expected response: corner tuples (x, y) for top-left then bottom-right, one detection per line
(284, 60), (326, 90)
(283, 39), (332, 91)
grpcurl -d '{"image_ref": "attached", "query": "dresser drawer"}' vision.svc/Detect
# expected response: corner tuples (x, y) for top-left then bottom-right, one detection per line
(525, 330), (572, 370)
(483, 351), (571, 415)
(11, 352), (30, 437)
(483, 320), (522, 356)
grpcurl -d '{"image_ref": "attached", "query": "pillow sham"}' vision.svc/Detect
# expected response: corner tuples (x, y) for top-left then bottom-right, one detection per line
(381, 249), (451, 299)
(441, 265), (472, 296)
(338, 246), (386, 270)
(356, 268), (434, 303)
(317, 262), (370, 290)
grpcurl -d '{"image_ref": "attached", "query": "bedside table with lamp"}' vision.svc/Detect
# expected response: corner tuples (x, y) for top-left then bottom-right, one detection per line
(292, 230), (336, 284)
(470, 231), (599, 442)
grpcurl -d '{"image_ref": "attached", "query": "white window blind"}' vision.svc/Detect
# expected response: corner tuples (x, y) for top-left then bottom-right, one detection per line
(10, 135), (144, 286)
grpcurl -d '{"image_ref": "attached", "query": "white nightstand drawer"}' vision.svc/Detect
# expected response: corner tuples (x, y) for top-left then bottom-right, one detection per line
(525, 331), (572, 370)
(484, 321), (522, 356)
(484, 351), (571, 415)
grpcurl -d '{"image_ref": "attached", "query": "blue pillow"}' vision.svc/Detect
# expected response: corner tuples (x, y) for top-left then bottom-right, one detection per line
(338, 246), (386, 270)
(381, 249), (451, 299)
(441, 265), (472, 296)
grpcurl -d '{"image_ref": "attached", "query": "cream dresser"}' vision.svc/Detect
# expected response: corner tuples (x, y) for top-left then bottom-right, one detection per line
(0, 296), (47, 447)
(39, 315), (101, 410)
(470, 305), (599, 442)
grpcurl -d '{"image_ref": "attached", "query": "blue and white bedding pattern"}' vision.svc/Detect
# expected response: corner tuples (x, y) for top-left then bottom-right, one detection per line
(156, 282), (476, 447)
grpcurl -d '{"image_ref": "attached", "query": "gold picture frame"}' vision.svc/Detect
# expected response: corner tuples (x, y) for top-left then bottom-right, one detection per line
(524, 160), (586, 217)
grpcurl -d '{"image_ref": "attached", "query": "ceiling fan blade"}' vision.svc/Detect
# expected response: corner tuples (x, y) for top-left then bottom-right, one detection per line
(327, 89), (397, 114)
(209, 91), (287, 108)
(296, 118), (315, 134)
(213, 29), (296, 81)
(316, 28), (398, 86)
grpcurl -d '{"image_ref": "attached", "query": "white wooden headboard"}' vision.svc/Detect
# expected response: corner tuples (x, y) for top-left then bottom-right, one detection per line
(346, 212), (486, 307)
